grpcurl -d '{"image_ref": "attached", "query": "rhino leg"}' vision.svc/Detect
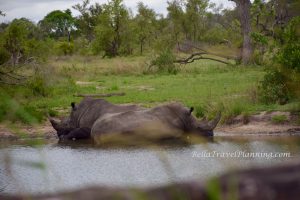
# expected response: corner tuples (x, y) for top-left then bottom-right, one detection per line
(64, 127), (91, 140)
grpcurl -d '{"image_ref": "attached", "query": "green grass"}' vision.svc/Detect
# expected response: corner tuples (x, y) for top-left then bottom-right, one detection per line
(0, 55), (299, 124)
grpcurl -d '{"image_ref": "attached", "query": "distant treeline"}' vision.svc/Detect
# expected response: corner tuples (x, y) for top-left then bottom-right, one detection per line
(0, 0), (299, 64)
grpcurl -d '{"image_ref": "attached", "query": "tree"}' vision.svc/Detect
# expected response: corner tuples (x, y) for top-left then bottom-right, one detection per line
(93, 0), (130, 57)
(135, 2), (156, 55)
(3, 19), (31, 66)
(39, 9), (75, 42)
(72, 0), (102, 42)
(167, 0), (185, 49)
(185, 0), (209, 41)
(230, 0), (253, 64)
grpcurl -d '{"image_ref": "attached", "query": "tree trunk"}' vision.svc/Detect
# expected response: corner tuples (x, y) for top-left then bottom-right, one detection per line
(68, 31), (71, 44)
(140, 40), (144, 55)
(231, 0), (253, 65)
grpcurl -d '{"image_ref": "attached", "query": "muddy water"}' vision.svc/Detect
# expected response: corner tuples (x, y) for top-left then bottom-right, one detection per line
(1, 136), (300, 195)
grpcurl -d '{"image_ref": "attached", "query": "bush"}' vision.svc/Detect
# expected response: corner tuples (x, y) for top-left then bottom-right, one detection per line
(277, 17), (300, 71)
(278, 43), (300, 71)
(0, 94), (43, 124)
(258, 70), (289, 104)
(251, 32), (268, 65)
(150, 50), (178, 74)
(202, 26), (226, 45)
(0, 48), (10, 65)
(24, 38), (53, 61)
(74, 38), (93, 56)
(56, 41), (74, 55)
(27, 75), (50, 97)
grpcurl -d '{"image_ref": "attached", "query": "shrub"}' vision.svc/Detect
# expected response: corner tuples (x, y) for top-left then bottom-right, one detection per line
(24, 39), (53, 61)
(56, 41), (74, 55)
(74, 38), (93, 56)
(0, 94), (43, 124)
(0, 48), (10, 65)
(251, 32), (269, 65)
(27, 75), (49, 97)
(277, 17), (300, 71)
(259, 17), (300, 103)
(202, 26), (226, 45)
(150, 50), (178, 74)
(258, 70), (289, 104)
(278, 43), (300, 72)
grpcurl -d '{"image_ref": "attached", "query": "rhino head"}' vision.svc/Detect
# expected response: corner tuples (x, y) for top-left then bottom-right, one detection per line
(178, 106), (221, 137)
(195, 111), (221, 136)
(49, 102), (77, 139)
(152, 104), (221, 137)
(49, 117), (74, 139)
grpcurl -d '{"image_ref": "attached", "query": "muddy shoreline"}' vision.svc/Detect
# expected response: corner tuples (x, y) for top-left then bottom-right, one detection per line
(0, 111), (299, 140)
(216, 111), (300, 136)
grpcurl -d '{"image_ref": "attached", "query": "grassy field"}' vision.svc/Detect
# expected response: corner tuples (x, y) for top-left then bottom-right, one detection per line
(1, 55), (299, 125)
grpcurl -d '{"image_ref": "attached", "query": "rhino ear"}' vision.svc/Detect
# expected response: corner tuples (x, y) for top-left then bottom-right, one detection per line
(71, 102), (77, 111)
(189, 107), (194, 115)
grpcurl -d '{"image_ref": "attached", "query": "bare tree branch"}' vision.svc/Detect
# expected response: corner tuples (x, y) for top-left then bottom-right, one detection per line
(175, 53), (231, 65)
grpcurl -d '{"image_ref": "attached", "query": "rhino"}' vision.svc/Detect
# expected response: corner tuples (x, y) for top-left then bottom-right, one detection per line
(49, 98), (221, 142)
(49, 97), (141, 140)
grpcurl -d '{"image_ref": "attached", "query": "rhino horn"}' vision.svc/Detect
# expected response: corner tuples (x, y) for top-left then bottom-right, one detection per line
(198, 112), (221, 130)
(49, 117), (61, 131)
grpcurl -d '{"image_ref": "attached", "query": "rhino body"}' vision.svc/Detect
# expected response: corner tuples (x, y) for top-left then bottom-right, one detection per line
(50, 97), (141, 140)
(50, 98), (221, 142)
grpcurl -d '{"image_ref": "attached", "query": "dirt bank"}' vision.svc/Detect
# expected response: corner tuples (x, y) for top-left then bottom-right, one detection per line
(216, 111), (300, 136)
(0, 121), (56, 140)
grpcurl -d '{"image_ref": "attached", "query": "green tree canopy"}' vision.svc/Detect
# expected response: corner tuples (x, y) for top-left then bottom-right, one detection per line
(3, 18), (32, 65)
(39, 9), (75, 41)
(135, 2), (157, 54)
(93, 0), (130, 57)
(72, 0), (102, 42)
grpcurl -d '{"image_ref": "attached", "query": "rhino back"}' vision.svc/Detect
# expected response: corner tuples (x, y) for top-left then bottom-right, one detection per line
(70, 98), (141, 129)
(69, 98), (108, 128)
(91, 104), (189, 138)
(91, 110), (155, 135)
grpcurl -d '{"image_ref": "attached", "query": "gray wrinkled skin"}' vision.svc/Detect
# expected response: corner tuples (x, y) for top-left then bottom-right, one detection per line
(91, 103), (220, 140)
(50, 98), (221, 141)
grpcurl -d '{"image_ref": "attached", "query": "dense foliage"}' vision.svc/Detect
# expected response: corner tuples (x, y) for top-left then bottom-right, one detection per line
(0, 0), (298, 61)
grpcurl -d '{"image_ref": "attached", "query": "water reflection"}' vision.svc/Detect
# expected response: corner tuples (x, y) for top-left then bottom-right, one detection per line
(0, 136), (300, 195)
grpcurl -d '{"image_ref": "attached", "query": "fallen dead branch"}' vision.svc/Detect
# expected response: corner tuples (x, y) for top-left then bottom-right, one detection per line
(175, 52), (231, 65)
